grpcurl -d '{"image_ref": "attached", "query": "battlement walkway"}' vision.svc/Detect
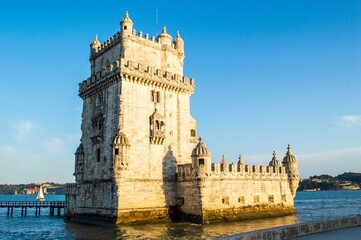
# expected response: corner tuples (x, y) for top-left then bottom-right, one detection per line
(0, 201), (65, 216)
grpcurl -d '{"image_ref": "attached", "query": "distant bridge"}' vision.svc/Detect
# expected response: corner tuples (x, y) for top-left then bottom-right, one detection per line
(0, 201), (65, 216)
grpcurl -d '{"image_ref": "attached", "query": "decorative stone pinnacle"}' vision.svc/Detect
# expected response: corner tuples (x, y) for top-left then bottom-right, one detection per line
(272, 151), (278, 160)
(238, 155), (244, 165)
(162, 26), (167, 33)
(168, 145), (173, 155)
(95, 34), (98, 41)
(198, 136), (203, 143)
(287, 144), (292, 155)
(221, 154), (226, 164)
(121, 11), (132, 23)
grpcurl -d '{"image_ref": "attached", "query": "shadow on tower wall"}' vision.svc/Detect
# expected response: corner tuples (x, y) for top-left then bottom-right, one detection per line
(162, 145), (179, 222)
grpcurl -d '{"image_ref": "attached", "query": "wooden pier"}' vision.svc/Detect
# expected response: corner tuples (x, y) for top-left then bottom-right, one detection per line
(0, 201), (65, 216)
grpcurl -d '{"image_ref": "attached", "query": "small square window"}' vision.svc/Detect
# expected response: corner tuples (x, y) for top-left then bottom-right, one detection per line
(238, 196), (245, 204)
(268, 195), (274, 203)
(222, 196), (229, 204)
(114, 148), (119, 155)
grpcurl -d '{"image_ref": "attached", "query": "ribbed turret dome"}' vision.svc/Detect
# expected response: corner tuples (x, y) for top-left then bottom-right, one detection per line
(75, 143), (84, 155)
(269, 151), (281, 166)
(282, 144), (298, 162)
(191, 136), (211, 157)
(113, 132), (129, 146)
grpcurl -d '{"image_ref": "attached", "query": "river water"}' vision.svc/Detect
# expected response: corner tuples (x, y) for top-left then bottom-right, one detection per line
(0, 190), (360, 239)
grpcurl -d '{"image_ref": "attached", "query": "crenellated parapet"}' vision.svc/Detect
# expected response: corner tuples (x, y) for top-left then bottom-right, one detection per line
(177, 163), (287, 181)
(120, 60), (195, 94)
(179, 137), (297, 190)
(79, 63), (120, 99)
(78, 60), (195, 99)
(90, 13), (184, 59)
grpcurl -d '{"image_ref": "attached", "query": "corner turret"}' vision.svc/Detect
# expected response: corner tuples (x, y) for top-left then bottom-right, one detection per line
(113, 132), (130, 176)
(191, 136), (211, 176)
(74, 143), (84, 181)
(173, 31), (184, 55)
(282, 144), (300, 197)
(90, 34), (100, 56)
(120, 11), (133, 36)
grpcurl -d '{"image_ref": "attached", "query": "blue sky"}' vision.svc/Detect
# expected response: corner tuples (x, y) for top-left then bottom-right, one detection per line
(0, 0), (360, 183)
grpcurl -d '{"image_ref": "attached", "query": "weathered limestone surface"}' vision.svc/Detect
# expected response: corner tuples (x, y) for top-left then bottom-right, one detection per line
(65, 12), (300, 225)
(215, 216), (361, 240)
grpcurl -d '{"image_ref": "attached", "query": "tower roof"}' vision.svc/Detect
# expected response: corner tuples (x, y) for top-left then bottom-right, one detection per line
(269, 150), (282, 166)
(75, 143), (84, 155)
(113, 132), (129, 146)
(121, 11), (133, 25)
(90, 34), (100, 48)
(157, 26), (173, 42)
(174, 31), (183, 42)
(282, 144), (298, 163)
(191, 136), (211, 157)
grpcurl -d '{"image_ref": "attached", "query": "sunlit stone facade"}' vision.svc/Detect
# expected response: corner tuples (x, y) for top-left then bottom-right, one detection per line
(65, 12), (300, 225)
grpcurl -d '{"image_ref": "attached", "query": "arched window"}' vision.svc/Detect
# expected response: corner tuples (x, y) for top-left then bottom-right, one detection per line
(151, 90), (155, 102)
(155, 121), (160, 130)
(96, 148), (101, 162)
(160, 121), (165, 130)
(151, 90), (161, 103)
(156, 91), (160, 103)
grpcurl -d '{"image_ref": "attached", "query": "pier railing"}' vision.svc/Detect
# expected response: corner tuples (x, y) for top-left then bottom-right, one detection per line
(0, 201), (65, 216)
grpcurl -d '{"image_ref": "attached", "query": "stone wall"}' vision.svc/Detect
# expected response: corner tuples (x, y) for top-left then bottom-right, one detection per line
(177, 163), (295, 223)
(215, 216), (361, 240)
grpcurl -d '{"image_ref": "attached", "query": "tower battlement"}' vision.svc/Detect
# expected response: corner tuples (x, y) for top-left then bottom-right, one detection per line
(79, 60), (195, 98)
(177, 162), (287, 181)
(91, 28), (183, 58)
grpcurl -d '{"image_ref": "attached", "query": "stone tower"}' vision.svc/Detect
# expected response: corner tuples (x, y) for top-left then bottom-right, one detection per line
(66, 12), (300, 225)
(282, 144), (300, 197)
(65, 12), (197, 224)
